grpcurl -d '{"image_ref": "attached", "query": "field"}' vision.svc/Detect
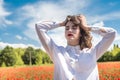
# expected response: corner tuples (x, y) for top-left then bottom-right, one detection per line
(0, 62), (120, 80)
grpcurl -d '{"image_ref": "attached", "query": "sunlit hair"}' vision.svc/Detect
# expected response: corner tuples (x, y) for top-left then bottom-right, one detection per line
(65, 15), (92, 50)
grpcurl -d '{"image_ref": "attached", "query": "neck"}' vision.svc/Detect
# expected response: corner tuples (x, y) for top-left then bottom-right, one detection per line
(67, 40), (79, 46)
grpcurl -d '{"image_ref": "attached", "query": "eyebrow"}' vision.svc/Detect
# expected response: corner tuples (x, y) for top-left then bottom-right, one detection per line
(65, 23), (79, 26)
(73, 24), (79, 26)
(65, 26), (69, 27)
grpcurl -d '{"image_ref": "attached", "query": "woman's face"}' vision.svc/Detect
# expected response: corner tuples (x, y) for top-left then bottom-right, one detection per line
(65, 21), (81, 43)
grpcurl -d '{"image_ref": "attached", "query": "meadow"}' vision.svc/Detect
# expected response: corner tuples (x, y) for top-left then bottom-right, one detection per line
(0, 62), (120, 80)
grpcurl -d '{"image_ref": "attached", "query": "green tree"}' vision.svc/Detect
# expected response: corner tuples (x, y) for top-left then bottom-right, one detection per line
(22, 47), (36, 65)
(14, 48), (25, 66)
(110, 44), (120, 61)
(115, 52), (120, 61)
(35, 49), (43, 65)
(0, 50), (3, 66)
(0, 46), (17, 66)
(111, 44), (120, 56)
(42, 52), (53, 64)
(98, 44), (120, 62)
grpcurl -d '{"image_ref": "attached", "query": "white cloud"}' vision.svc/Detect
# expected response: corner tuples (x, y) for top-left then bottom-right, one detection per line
(91, 22), (104, 46)
(64, 0), (90, 10)
(0, 0), (12, 27)
(90, 21), (120, 50)
(23, 37), (27, 41)
(23, 26), (38, 41)
(0, 41), (39, 49)
(16, 0), (90, 46)
(87, 12), (120, 49)
(16, 35), (22, 40)
(115, 33), (120, 41)
(15, 35), (28, 41)
(49, 27), (67, 47)
(92, 21), (104, 27)
(15, 0), (119, 50)
(88, 11), (120, 24)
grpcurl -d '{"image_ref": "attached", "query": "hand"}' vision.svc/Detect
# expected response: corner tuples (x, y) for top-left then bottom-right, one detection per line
(77, 14), (91, 31)
(77, 14), (87, 27)
(59, 21), (66, 26)
(59, 17), (68, 26)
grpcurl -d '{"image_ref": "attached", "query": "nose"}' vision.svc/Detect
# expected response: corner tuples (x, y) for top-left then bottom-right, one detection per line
(68, 28), (72, 32)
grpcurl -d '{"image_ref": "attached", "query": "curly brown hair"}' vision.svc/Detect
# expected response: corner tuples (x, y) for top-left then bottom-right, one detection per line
(65, 15), (92, 50)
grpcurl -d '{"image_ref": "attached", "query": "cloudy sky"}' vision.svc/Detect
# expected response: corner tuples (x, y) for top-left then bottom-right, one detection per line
(0, 0), (120, 50)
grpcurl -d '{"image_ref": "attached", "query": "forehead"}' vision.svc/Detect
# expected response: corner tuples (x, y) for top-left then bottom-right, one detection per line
(65, 21), (74, 26)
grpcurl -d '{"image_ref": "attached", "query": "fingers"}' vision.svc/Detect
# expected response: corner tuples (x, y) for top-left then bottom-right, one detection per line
(75, 16), (80, 24)
(77, 14), (86, 22)
(61, 16), (69, 26)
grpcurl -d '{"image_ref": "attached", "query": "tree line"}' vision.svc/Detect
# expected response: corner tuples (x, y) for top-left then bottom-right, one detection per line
(98, 44), (120, 62)
(0, 46), (52, 67)
(0, 44), (120, 67)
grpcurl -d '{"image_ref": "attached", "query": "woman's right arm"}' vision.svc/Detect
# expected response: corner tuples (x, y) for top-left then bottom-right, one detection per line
(36, 21), (75, 80)
(35, 21), (61, 60)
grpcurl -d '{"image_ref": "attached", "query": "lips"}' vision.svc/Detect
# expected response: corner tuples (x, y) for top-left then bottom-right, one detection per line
(68, 34), (73, 36)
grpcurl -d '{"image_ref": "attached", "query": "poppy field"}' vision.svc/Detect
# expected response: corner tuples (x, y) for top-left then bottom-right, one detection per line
(98, 62), (120, 80)
(0, 62), (120, 80)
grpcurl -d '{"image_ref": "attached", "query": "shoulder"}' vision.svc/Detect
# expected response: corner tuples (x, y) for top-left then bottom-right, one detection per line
(83, 46), (96, 54)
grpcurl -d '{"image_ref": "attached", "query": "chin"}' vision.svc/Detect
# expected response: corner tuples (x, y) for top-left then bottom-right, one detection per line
(67, 38), (75, 41)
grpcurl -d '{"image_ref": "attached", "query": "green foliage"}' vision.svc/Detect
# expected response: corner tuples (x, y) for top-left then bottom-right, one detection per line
(15, 56), (24, 66)
(14, 48), (25, 66)
(0, 45), (53, 67)
(0, 51), (2, 66)
(114, 52), (120, 61)
(22, 47), (35, 65)
(35, 49), (43, 65)
(0, 44), (119, 67)
(0, 46), (17, 66)
(111, 44), (120, 56)
(42, 53), (53, 64)
(1, 62), (6, 67)
(98, 44), (120, 62)
(98, 51), (113, 62)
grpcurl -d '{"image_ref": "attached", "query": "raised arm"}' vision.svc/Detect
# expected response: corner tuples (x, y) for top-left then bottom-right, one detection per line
(91, 27), (116, 60)
(80, 25), (116, 60)
(35, 21), (60, 60)
(35, 21), (75, 79)
(77, 14), (116, 60)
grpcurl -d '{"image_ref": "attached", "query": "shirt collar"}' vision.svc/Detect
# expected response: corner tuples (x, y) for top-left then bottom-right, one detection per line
(66, 45), (90, 52)
(66, 45), (80, 50)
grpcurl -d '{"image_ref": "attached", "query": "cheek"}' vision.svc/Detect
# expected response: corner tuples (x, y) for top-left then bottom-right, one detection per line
(65, 31), (67, 38)
(75, 30), (80, 38)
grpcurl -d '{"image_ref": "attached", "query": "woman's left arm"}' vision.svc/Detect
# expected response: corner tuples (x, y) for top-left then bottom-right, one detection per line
(77, 14), (116, 60)
(90, 27), (116, 60)
(81, 25), (116, 60)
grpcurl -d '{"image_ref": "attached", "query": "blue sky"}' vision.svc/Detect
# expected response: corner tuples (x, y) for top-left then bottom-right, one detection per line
(0, 0), (120, 49)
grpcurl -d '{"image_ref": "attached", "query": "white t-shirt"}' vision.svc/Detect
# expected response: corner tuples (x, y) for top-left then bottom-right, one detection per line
(35, 21), (116, 80)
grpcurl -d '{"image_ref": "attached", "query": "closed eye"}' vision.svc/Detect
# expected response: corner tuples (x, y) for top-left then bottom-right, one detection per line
(65, 26), (69, 30)
(72, 25), (77, 30)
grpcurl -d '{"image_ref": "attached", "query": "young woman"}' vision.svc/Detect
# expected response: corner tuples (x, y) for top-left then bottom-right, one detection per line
(35, 14), (116, 80)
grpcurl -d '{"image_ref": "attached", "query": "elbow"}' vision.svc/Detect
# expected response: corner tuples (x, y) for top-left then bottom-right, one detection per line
(35, 21), (42, 30)
(35, 22), (41, 33)
(108, 28), (117, 38)
(35, 22), (39, 29)
(35, 23), (39, 33)
(109, 29), (117, 41)
(112, 29), (117, 38)
(105, 28), (117, 40)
